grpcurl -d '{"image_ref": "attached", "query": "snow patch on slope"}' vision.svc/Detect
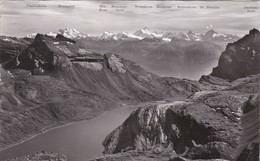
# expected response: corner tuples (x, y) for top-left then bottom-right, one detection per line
(213, 33), (227, 38)
(26, 33), (37, 38)
(3, 38), (11, 42)
(74, 62), (103, 71)
(16, 56), (21, 66)
(162, 37), (171, 42)
(189, 91), (215, 100)
(122, 32), (143, 40)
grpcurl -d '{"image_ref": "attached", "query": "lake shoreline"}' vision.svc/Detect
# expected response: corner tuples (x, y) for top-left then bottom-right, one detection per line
(0, 106), (117, 157)
(1, 119), (86, 156)
(0, 100), (170, 161)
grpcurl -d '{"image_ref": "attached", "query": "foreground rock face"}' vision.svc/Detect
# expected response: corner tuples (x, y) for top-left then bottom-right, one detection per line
(99, 74), (260, 161)
(4, 151), (67, 161)
(235, 94), (259, 161)
(211, 28), (260, 81)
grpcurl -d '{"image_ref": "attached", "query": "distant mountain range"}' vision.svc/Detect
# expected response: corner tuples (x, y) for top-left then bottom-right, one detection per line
(25, 27), (240, 43)
(0, 27), (241, 80)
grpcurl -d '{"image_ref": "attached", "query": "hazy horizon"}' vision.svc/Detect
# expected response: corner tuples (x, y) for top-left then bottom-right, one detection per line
(0, 1), (259, 37)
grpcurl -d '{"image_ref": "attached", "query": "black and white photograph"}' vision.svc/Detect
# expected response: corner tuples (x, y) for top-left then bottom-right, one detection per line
(0, 0), (259, 161)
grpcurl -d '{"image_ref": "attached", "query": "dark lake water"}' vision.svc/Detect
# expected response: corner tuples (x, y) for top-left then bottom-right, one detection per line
(0, 104), (140, 161)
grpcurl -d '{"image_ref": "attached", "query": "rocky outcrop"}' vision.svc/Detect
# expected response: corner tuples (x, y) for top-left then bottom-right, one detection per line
(4, 34), (74, 73)
(101, 75), (260, 160)
(234, 94), (259, 161)
(56, 34), (76, 43)
(211, 28), (260, 81)
(199, 75), (230, 87)
(102, 102), (182, 154)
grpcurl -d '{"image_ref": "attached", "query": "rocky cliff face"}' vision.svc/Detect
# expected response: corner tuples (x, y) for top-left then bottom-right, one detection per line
(99, 75), (260, 161)
(211, 29), (260, 81)
(235, 94), (259, 161)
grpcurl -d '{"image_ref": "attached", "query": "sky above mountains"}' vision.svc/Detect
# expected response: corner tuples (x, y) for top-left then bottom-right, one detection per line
(0, 1), (259, 37)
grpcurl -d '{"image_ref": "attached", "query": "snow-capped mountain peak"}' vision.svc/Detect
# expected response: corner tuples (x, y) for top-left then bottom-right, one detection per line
(134, 27), (163, 38)
(186, 30), (202, 41)
(204, 29), (217, 37)
(163, 31), (191, 41)
(99, 31), (118, 40)
(58, 28), (87, 39)
(140, 27), (151, 33)
(103, 31), (114, 36)
(99, 31), (143, 40)
(201, 29), (238, 41)
(47, 32), (57, 38)
(142, 26), (149, 30)
(25, 28), (87, 39)
(117, 32), (143, 40)
(187, 30), (194, 35)
(26, 33), (37, 39)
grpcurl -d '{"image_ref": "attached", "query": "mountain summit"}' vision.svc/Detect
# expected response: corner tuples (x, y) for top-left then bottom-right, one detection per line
(58, 28), (87, 39)
(133, 27), (163, 39)
(25, 28), (87, 39)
